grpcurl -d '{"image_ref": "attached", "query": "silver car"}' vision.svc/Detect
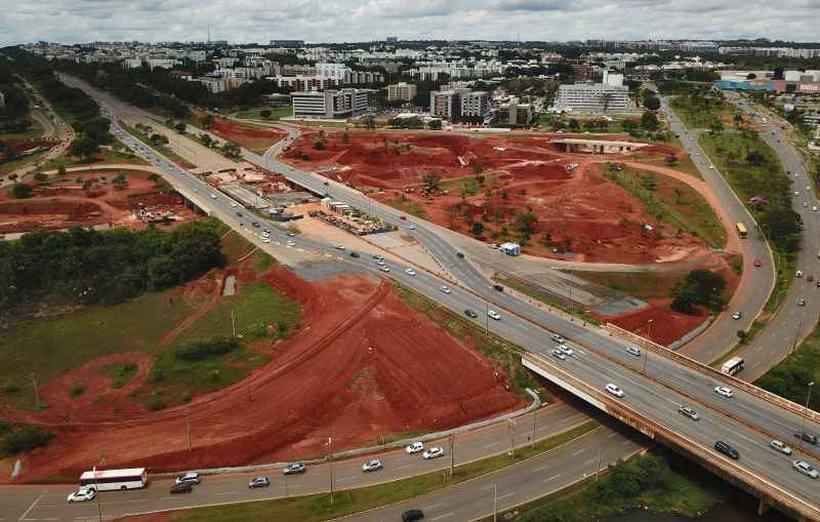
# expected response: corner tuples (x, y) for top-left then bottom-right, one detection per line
(793, 460), (819, 479)
(769, 439), (793, 455)
(362, 459), (383, 472)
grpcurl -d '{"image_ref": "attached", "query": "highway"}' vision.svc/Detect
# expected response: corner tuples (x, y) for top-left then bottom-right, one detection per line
(11, 76), (820, 520)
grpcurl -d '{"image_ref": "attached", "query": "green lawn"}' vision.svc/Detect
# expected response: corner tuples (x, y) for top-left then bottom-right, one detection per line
(383, 197), (428, 219)
(670, 96), (731, 130)
(564, 270), (685, 300)
(232, 106), (291, 121)
(756, 322), (820, 411)
(493, 273), (601, 326)
(604, 164), (727, 249)
(153, 422), (598, 522)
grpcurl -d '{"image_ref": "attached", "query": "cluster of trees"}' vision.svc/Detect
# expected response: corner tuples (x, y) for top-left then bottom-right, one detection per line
(757, 331), (820, 411)
(0, 220), (226, 315)
(0, 64), (30, 133)
(671, 269), (727, 314)
(0, 422), (54, 456)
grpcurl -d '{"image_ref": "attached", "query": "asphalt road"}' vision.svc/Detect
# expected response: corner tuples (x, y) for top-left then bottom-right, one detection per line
(12, 78), (820, 519)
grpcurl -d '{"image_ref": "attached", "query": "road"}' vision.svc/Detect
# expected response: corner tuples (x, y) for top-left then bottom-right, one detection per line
(9, 77), (820, 520)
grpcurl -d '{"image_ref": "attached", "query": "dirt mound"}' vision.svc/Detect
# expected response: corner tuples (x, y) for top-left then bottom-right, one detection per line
(604, 298), (709, 347)
(10, 270), (522, 482)
(209, 118), (285, 153)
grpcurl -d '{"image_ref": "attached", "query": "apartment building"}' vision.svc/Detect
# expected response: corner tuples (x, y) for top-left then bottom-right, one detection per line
(460, 91), (490, 119)
(276, 76), (339, 91)
(291, 89), (371, 119)
(430, 90), (461, 120)
(387, 82), (417, 102)
(553, 72), (630, 113)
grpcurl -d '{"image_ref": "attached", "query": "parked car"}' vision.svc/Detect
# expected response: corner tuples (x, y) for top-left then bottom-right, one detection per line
(714, 440), (740, 460)
(169, 483), (194, 494)
(175, 472), (201, 485)
(406, 441), (424, 454)
(67, 487), (96, 503)
(283, 463), (306, 475)
(770, 439), (793, 455)
(423, 447), (445, 460)
(361, 459), (383, 472)
(678, 405), (699, 421)
(714, 386), (734, 398)
(248, 476), (271, 488)
(605, 383), (624, 398)
(402, 509), (425, 522)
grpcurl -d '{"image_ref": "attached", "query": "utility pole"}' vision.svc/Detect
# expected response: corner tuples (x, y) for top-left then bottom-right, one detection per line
(531, 408), (537, 448)
(507, 419), (516, 457)
(30, 373), (39, 410)
(493, 483), (497, 522)
(800, 382), (815, 449)
(327, 436), (334, 505)
(231, 309), (237, 338)
(596, 444), (604, 481)
(449, 434), (455, 477)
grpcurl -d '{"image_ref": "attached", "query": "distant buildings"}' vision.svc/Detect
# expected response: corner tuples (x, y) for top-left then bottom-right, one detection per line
(290, 88), (371, 119)
(495, 96), (534, 126)
(460, 91), (490, 119)
(552, 71), (631, 113)
(430, 88), (490, 122)
(387, 82), (417, 102)
(269, 40), (304, 48)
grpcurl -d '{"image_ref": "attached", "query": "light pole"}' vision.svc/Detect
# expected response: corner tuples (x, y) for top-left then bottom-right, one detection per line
(800, 382), (815, 448)
(507, 419), (516, 457)
(449, 434), (455, 477)
(327, 436), (334, 505)
(493, 483), (498, 522)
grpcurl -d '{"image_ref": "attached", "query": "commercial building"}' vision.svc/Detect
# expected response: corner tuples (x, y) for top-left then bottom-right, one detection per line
(387, 82), (417, 102)
(552, 72), (630, 113)
(430, 90), (461, 120)
(290, 89), (371, 119)
(460, 91), (490, 119)
(495, 96), (534, 126)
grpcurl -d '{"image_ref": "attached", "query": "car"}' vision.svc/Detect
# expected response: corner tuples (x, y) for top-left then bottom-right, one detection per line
(807, 186), (812, 192)
(487, 310), (501, 321)
(813, 206), (818, 213)
(175, 472), (201, 485)
(169, 483), (193, 494)
(464, 309), (478, 318)
(793, 460), (820, 479)
(551, 349), (567, 361)
(605, 383), (624, 398)
(557, 344), (574, 356)
(67, 487), (96, 503)
(361, 459), (383, 472)
(551, 334), (565, 343)
(423, 447), (445, 460)
(408, 224), (416, 230)
(287, 232), (297, 237)
(795, 432), (819, 445)
(753, 258), (762, 268)
(380, 265), (391, 273)
(731, 311), (742, 320)
(335, 244), (345, 250)
(349, 251), (360, 258)
(376, 258), (386, 266)
(809, 275), (815, 282)
(456, 252), (465, 259)
(406, 441), (424, 454)
(493, 284), (504, 292)
(399, 215), (407, 220)
(402, 509), (425, 522)
(249, 476), (271, 488)
(817, 280), (820, 288)
(236, 212), (244, 218)
(797, 270), (805, 279)
(440, 285), (451, 294)
(287, 240), (296, 247)
(795, 191), (801, 197)
(210, 193), (217, 199)
(405, 268), (417, 276)
(714, 386), (734, 398)
(678, 405), (699, 421)
(283, 463), (306, 475)
(798, 298), (807, 307)
(714, 440), (740, 460)
(262, 238), (271, 244)
(625, 346), (641, 357)
(803, 201), (809, 208)
(230, 202), (238, 208)
(770, 439), (793, 455)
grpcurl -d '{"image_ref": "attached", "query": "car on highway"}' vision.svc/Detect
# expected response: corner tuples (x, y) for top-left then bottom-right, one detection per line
(210, 193), (217, 199)
(440, 285), (451, 294)
(169, 483), (194, 494)
(625, 346), (641, 357)
(714, 386), (734, 398)
(287, 240), (296, 247)
(67, 487), (96, 503)
(678, 405), (699, 421)
(408, 224), (416, 230)
(335, 244), (345, 250)
(248, 476), (271, 488)
(798, 298), (807, 307)
(464, 309), (478, 318)
(714, 440), (740, 460)
(423, 447), (445, 460)
(349, 251), (360, 258)
(770, 439), (793, 455)
(487, 310), (501, 321)
(754, 258), (762, 268)
(230, 202), (238, 208)
(283, 463), (306, 475)
(793, 460), (820, 479)
(361, 459), (383, 472)
(262, 238), (271, 244)
(731, 312), (742, 320)
(795, 432), (818, 445)
(493, 284), (504, 292)
(796, 270), (804, 278)
(406, 441), (424, 454)
(605, 383), (624, 398)
(287, 232), (297, 237)
(557, 344), (574, 356)
(175, 472), (201, 485)
(402, 509), (425, 522)
(405, 268), (417, 276)
(551, 349), (567, 361)
(551, 334), (565, 344)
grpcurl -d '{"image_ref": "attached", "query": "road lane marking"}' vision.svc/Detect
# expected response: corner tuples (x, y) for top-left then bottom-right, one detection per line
(483, 441), (501, 449)
(607, 432), (618, 439)
(426, 502), (443, 510)
(533, 464), (550, 472)
(18, 492), (44, 521)
(497, 492), (515, 501)
(431, 513), (454, 521)
(544, 473), (561, 482)
(571, 448), (585, 456)
(216, 491), (239, 496)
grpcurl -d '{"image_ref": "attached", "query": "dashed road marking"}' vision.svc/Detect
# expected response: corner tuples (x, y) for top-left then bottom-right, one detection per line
(497, 492), (515, 501)
(571, 448), (586, 456)
(431, 513), (454, 521)
(544, 473), (561, 482)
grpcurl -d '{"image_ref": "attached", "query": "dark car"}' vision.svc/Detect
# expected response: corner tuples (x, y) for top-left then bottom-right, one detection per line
(399, 215), (407, 220)
(714, 440), (740, 460)
(402, 509), (425, 522)
(236, 212), (243, 217)
(170, 483), (193, 494)
(795, 432), (819, 445)
(456, 252), (465, 259)
(493, 284), (504, 292)
(464, 309), (478, 319)
(350, 251), (360, 258)
(252, 222), (260, 228)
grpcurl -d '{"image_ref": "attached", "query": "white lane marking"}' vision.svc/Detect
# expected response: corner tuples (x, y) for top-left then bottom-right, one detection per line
(571, 448), (585, 456)
(426, 502), (443, 510)
(483, 441), (501, 449)
(544, 473), (561, 482)
(607, 432), (618, 439)
(533, 464), (550, 473)
(584, 458), (596, 466)
(431, 513), (454, 521)
(497, 492), (515, 501)
(18, 493), (44, 521)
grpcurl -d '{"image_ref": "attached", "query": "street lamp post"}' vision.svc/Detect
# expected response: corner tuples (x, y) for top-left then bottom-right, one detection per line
(327, 436), (334, 505)
(800, 382), (815, 449)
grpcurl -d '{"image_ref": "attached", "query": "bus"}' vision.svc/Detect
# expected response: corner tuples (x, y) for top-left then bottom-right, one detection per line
(736, 222), (748, 239)
(720, 356), (745, 376)
(80, 468), (148, 492)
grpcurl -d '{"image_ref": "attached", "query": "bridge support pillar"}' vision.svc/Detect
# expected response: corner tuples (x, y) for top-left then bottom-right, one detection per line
(757, 498), (769, 517)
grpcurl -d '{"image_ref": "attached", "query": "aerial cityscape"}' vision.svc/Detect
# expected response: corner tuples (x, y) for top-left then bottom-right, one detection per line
(1, 4), (820, 522)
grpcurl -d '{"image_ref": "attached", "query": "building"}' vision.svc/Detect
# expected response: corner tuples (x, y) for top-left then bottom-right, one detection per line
(495, 96), (534, 126)
(460, 91), (490, 119)
(387, 82), (417, 102)
(291, 89), (371, 119)
(550, 138), (648, 154)
(344, 69), (384, 85)
(386, 36), (398, 43)
(270, 40), (304, 48)
(317, 63), (350, 81)
(430, 90), (461, 121)
(553, 75), (630, 113)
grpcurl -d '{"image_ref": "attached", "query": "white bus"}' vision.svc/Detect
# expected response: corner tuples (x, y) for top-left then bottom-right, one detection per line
(79, 468), (148, 491)
(720, 356), (745, 376)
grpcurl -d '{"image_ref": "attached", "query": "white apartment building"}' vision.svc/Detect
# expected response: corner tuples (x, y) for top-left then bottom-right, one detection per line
(460, 91), (489, 118)
(317, 63), (349, 81)
(553, 83), (630, 113)
(387, 82), (417, 102)
(291, 89), (371, 119)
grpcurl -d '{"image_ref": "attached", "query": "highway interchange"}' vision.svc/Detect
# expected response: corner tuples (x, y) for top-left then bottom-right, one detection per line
(4, 77), (820, 520)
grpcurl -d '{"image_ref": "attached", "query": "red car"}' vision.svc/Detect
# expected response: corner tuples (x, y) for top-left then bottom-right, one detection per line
(754, 259), (762, 268)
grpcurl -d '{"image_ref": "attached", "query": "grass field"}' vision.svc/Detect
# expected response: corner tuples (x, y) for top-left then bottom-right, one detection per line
(232, 106), (291, 121)
(604, 164), (727, 249)
(564, 270), (685, 300)
(756, 321), (820, 411)
(384, 196), (428, 219)
(159, 422), (598, 522)
(670, 96), (731, 130)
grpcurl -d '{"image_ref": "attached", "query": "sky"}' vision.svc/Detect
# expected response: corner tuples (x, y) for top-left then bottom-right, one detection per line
(2, 0), (819, 46)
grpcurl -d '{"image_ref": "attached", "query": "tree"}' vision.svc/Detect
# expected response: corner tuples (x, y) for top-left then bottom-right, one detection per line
(57, 165), (67, 177)
(746, 150), (766, 166)
(471, 222), (484, 236)
(643, 95), (661, 111)
(150, 134), (169, 146)
(260, 109), (272, 119)
(222, 141), (241, 159)
(422, 173), (441, 193)
(640, 111), (659, 131)
(33, 172), (48, 183)
(514, 211), (538, 238)
(428, 119), (442, 130)
(671, 269), (726, 314)
(10, 183), (33, 199)
(112, 173), (128, 189)
(313, 140), (325, 150)
(199, 133), (213, 148)
(709, 120), (724, 135)
(174, 122), (187, 134)
(203, 113), (214, 129)
(70, 136), (99, 161)
(760, 207), (801, 252)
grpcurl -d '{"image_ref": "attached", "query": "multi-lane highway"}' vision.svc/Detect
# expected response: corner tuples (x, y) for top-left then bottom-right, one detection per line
(8, 76), (820, 520)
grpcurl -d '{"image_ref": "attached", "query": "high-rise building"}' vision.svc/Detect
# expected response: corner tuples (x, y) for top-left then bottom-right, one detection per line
(430, 90), (460, 120)
(387, 82), (417, 102)
(553, 81), (630, 113)
(291, 88), (371, 119)
(460, 91), (490, 119)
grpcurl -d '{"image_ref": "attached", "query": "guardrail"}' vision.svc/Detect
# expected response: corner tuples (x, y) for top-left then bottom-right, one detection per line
(522, 352), (820, 521)
(604, 323), (820, 424)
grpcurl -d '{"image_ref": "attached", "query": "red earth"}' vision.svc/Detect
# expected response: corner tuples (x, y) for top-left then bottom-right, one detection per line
(209, 118), (286, 153)
(5, 266), (523, 482)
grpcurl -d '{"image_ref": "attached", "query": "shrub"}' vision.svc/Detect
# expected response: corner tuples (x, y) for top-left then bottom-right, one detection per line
(1, 425), (54, 455)
(10, 183), (33, 199)
(69, 384), (86, 398)
(175, 337), (240, 362)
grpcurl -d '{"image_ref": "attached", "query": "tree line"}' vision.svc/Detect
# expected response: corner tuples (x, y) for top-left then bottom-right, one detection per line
(0, 220), (226, 317)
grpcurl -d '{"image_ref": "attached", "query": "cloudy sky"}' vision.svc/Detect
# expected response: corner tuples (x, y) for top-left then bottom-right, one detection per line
(2, 0), (818, 46)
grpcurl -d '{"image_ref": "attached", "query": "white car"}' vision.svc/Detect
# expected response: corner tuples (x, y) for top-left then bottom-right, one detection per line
(487, 310), (501, 321)
(557, 344), (574, 356)
(335, 244), (345, 250)
(714, 385), (734, 398)
(67, 487), (96, 503)
(731, 312), (742, 320)
(440, 285), (451, 294)
(176, 472), (201, 485)
(210, 193), (217, 199)
(625, 346), (641, 357)
(262, 238), (271, 244)
(770, 439), (793, 455)
(362, 459), (383, 472)
(551, 334), (564, 343)
(380, 266), (391, 273)
(408, 224), (416, 230)
(605, 383), (624, 398)
(423, 447), (445, 460)
(406, 441), (424, 454)
(551, 349), (566, 361)
(793, 460), (820, 479)
(405, 268), (417, 276)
